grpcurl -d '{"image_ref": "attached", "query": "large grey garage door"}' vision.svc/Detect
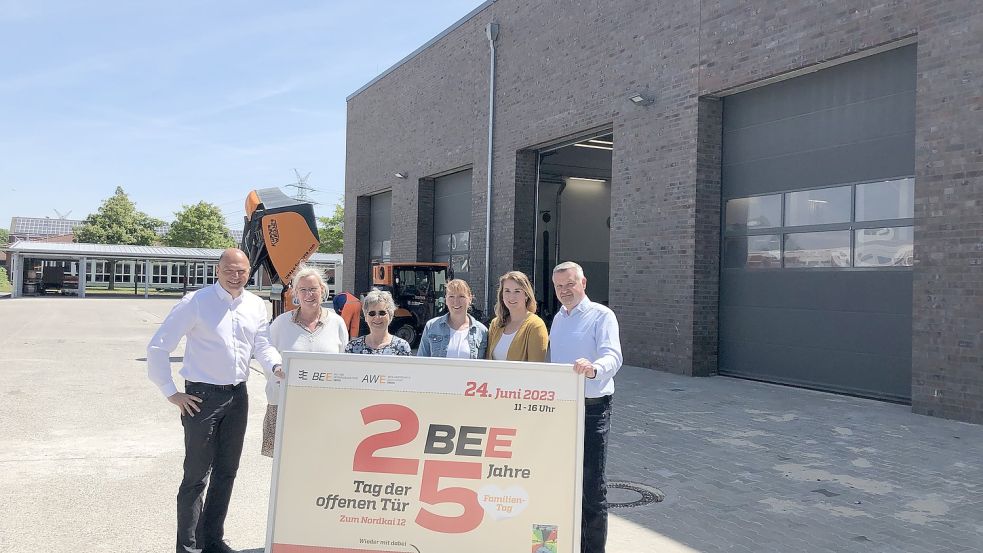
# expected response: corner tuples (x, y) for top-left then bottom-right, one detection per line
(719, 45), (916, 402)
(433, 169), (472, 283)
(369, 191), (392, 264)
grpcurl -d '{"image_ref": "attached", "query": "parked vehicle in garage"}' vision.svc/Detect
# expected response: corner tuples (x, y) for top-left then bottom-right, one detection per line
(368, 262), (466, 347)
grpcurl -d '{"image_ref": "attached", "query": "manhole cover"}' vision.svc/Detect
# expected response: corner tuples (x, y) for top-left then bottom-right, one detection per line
(607, 481), (665, 508)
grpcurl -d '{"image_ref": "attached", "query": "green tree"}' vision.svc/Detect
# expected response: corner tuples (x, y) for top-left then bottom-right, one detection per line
(75, 187), (163, 246)
(74, 187), (163, 290)
(317, 200), (344, 253)
(165, 201), (235, 249)
(0, 267), (10, 292)
(0, 228), (9, 245)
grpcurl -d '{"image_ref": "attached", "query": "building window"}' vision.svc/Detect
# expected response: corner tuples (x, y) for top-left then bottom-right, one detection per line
(724, 177), (914, 270)
(152, 263), (169, 284)
(115, 261), (133, 283)
(370, 240), (392, 264)
(725, 195), (782, 232)
(88, 260), (110, 282)
(784, 231), (851, 268)
(723, 235), (781, 269)
(855, 178), (914, 221)
(170, 263), (186, 284)
(855, 227), (914, 267)
(784, 186), (852, 227)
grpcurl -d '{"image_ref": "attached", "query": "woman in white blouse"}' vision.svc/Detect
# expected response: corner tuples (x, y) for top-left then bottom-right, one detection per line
(263, 266), (348, 457)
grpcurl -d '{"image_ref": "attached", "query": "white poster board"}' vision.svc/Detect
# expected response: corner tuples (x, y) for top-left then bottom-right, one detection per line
(266, 353), (584, 553)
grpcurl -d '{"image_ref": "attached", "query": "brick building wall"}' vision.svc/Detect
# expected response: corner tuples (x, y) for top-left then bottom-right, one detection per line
(345, 0), (983, 423)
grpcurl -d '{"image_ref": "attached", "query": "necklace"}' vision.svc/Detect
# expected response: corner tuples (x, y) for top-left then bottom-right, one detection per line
(295, 309), (320, 329)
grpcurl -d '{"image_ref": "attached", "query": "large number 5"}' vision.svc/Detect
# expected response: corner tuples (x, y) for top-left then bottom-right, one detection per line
(352, 404), (420, 475)
(415, 460), (483, 533)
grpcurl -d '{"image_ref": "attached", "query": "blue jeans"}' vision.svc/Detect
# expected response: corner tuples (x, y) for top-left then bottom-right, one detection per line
(582, 395), (612, 553)
(176, 382), (248, 553)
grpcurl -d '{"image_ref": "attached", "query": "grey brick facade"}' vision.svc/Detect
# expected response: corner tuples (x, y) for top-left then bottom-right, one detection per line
(344, 0), (983, 424)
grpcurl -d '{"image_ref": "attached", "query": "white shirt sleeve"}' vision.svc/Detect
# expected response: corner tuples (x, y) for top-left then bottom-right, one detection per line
(592, 308), (623, 380)
(146, 294), (197, 398)
(253, 300), (282, 372)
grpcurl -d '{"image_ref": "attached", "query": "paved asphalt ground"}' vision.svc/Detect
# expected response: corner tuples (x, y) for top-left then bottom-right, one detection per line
(1, 297), (981, 552)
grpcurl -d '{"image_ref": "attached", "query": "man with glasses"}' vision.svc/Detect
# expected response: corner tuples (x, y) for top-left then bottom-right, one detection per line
(147, 248), (282, 553)
(549, 261), (622, 553)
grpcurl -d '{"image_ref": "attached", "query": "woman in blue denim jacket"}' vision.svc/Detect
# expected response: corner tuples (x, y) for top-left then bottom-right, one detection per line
(417, 279), (488, 359)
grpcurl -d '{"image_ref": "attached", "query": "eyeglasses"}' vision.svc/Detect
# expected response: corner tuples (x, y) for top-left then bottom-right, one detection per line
(366, 310), (389, 318)
(297, 287), (320, 296)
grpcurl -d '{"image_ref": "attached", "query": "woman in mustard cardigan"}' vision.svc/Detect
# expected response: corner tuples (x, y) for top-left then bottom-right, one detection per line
(486, 271), (548, 362)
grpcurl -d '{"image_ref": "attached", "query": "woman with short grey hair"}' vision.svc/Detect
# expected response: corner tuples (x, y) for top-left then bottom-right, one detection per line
(344, 289), (411, 355)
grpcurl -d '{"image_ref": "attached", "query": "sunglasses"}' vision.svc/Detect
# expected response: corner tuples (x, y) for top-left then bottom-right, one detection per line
(366, 310), (389, 318)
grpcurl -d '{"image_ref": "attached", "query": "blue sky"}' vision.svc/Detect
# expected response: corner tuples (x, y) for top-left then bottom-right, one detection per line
(0, 1), (485, 231)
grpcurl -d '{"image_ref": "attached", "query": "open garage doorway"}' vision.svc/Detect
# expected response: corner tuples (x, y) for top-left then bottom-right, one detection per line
(534, 132), (613, 320)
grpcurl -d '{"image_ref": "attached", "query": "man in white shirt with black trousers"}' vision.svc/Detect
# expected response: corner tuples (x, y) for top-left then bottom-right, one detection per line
(549, 261), (623, 553)
(147, 248), (282, 553)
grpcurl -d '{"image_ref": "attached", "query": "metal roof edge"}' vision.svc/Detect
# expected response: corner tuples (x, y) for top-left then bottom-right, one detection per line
(4, 241), (345, 264)
(346, 0), (497, 101)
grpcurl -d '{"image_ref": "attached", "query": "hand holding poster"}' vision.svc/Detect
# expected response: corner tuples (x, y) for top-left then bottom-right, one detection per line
(266, 353), (584, 553)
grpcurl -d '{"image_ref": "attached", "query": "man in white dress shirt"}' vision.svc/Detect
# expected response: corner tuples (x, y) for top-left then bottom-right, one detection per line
(549, 261), (622, 553)
(147, 248), (282, 553)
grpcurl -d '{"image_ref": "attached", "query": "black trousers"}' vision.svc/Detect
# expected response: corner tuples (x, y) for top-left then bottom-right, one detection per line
(176, 381), (248, 553)
(582, 395), (612, 553)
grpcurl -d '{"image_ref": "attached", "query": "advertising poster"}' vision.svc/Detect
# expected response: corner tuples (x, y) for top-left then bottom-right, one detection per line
(266, 353), (584, 553)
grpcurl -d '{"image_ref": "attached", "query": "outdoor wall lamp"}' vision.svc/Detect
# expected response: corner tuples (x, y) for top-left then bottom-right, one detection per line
(628, 92), (654, 106)
(394, 172), (408, 179)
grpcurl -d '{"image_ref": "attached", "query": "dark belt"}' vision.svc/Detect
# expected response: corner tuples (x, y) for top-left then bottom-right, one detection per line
(584, 395), (612, 406)
(186, 380), (245, 391)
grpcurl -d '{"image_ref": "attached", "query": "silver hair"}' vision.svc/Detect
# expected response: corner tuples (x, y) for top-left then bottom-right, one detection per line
(552, 261), (585, 279)
(363, 289), (396, 318)
(291, 264), (328, 296)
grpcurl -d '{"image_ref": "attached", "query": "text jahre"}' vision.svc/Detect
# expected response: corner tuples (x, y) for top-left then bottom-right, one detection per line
(486, 463), (532, 479)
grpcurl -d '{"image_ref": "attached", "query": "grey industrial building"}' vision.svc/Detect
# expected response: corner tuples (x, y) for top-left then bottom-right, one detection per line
(343, 1), (983, 423)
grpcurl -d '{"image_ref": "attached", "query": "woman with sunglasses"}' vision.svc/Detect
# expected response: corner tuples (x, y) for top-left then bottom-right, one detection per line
(486, 270), (548, 362)
(265, 266), (348, 456)
(344, 289), (412, 356)
(417, 279), (488, 359)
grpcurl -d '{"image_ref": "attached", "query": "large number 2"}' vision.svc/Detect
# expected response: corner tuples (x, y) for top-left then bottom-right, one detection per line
(416, 460), (483, 533)
(352, 404), (420, 475)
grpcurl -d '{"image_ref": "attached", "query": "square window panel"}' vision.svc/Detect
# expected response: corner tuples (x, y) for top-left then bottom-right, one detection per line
(725, 195), (782, 232)
(855, 226), (913, 267)
(723, 235), (781, 269)
(784, 231), (851, 268)
(434, 234), (452, 255)
(785, 186), (851, 226)
(856, 177), (914, 222)
(451, 231), (470, 252)
(450, 254), (469, 273)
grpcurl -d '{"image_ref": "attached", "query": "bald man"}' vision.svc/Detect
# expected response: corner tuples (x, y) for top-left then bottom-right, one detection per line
(148, 249), (282, 553)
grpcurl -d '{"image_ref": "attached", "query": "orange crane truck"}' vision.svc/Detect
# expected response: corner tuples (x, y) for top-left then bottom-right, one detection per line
(240, 187), (319, 318)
